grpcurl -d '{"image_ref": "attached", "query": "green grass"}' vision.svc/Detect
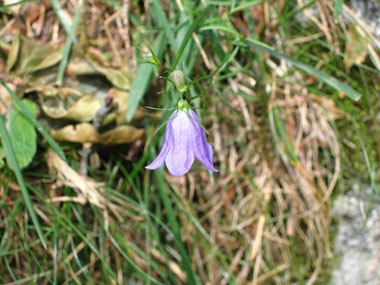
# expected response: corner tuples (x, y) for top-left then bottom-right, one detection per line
(0, 0), (379, 283)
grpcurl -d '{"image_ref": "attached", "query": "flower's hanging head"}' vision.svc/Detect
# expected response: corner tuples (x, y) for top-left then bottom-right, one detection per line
(146, 70), (218, 176)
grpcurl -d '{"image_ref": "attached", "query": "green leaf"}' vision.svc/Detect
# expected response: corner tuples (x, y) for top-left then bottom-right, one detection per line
(228, 0), (263, 15)
(7, 99), (37, 169)
(334, 0), (343, 22)
(56, 0), (84, 85)
(152, 0), (179, 53)
(1, 81), (66, 160)
(50, 0), (79, 45)
(0, 114), (47, 249)
(200, 23), (241, 38)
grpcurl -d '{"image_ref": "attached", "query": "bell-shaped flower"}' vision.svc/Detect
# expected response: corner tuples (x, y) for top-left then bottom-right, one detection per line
(146, 100), (218, 176)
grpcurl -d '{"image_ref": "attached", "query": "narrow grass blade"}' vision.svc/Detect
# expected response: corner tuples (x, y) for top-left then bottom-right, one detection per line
(56, 0), (84, 85)
(127, 33), (166, 122)
(0, 0), (36, 12)
(228, 0), (263, 15)
(0, 116), (47, 249)
(273, 107), (299, 164)
(334, 0), (343, 22)
(170, 7), (210, 71)
(152, 0), (179, 53)
(244, 38), (362, 101)
(50, 0), (78, 45)
(213, 81), (244, 120)
(1, 81), (66, 160)
(352, 119), (379, 200)
(153, 169), (198, 284)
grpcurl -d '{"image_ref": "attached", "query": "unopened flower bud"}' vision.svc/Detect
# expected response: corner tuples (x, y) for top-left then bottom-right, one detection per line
(145, 51), (161, 66)
(170, 70), (186, 93)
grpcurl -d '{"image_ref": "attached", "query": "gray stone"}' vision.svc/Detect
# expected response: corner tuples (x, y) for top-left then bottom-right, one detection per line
(331, 187), (380, 285)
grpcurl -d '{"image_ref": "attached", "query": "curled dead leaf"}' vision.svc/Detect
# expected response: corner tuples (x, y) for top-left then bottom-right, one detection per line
(46, 149), (143, 222)
(88, 60), (132, 90)
(51, 123), (144, 144)
(40, 93), (101, 122)
(344, 23), (371, 71)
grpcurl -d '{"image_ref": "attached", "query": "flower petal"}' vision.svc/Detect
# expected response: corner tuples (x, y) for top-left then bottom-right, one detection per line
(145, 114), (175, 170)
(165, 111), (195, 176)
(189, 110), (218, 172)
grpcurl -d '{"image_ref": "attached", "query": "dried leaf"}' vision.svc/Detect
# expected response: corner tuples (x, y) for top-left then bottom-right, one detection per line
(47, 149), (139, 222)
(66, 49), (98, 76)
(51, 123), (144, 144)
(51, 123), (98, 143)
(89, 59), (132, 90)
(112, 88), (129, 125)
(97, 125), (144, 144)
(47, 149), (108, 209)
(6, 32), (20, 72)
(344, 23), (371, 71)
(40, 93), (101, 122)
(7, 34), (63, 79)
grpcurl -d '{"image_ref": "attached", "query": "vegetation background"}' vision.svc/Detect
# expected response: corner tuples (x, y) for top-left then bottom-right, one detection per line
(0, 0), (379, 284)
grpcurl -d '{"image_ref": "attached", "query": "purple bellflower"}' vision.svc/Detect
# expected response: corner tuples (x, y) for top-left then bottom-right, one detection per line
(146, 99), (218, 176)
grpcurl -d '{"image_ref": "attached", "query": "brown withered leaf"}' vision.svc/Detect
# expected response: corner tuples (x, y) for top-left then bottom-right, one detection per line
(88, 59), (132, 90)
(34, 85), (101, 122)
(66, 49), (99, 76)
(51, 123), (144, 144)
(26, 85), (82, 97)
(6, 32), (20, 72)
(344, 23), (371, 71)
(46, 149), (142, 221)
(112, 88), (129, 125)
(7, 33), (63, 77)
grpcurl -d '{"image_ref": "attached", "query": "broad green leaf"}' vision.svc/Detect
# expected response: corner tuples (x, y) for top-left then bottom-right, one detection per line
(0, 111), (47, 249)
(1, 81), (66, 160)
(7, 99), (37, 169)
